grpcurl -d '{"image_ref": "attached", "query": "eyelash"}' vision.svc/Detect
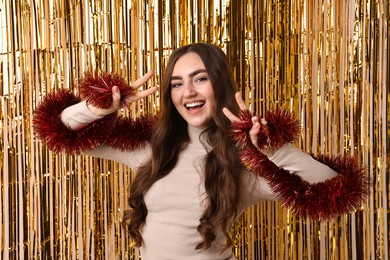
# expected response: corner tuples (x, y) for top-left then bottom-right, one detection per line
(195, 76), (207, 82)
(170, 75), (208, 88)
(171, 82), (182, 88)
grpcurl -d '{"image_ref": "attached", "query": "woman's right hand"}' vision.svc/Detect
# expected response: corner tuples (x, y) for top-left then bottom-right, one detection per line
(223, 92), (278, 157)
(87, 70), (158, 116)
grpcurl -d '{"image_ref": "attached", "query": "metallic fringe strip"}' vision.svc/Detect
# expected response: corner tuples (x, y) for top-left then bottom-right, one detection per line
(0, 0), (388, 259)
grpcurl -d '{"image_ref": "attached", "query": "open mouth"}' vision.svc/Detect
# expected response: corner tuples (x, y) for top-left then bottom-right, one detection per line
(185, 101), (205, 111)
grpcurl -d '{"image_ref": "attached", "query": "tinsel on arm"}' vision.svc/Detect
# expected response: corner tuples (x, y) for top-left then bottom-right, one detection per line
(33, 72), (157, 154)
(104, 114), (158, 150)
(231, 109), (369, 219)
(240, 145), (369, 219)
(231, 109), (301, 149)
(79, 71), (135, 108)
(33, 89), (117, 154)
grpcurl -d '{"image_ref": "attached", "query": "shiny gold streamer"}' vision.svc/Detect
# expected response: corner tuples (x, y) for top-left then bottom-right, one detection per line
(0, 0), (388, 259)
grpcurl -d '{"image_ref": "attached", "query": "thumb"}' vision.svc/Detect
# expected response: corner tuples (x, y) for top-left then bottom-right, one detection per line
(112, 86), (121, 107)
(249, 122), (260, 148)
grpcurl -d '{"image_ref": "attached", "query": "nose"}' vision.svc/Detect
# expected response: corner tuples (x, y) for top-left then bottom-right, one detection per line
(183, 81), (196, 97)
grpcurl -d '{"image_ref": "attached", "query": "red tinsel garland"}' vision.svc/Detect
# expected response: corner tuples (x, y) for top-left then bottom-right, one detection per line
(33, 72), (157, 154)
(34, 72), (369, 219)
(231, 109), (301, 150)
(105, 115), (158, 151)
(33, 90), (117, 154)
(79, 71), (135, 108)
(231, 109), (369, 219)
(240, 145), (369, 219)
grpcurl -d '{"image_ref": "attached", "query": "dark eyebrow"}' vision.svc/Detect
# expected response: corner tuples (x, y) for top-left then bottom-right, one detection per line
(170, 69), (208, 80)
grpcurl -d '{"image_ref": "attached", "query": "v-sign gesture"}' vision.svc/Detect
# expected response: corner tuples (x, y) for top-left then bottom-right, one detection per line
(85, 70), (158, 116)
(223, 92), (276, 156)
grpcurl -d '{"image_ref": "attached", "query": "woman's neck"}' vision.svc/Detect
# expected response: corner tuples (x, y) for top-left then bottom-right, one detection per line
(187, 125), (212, 150)
(188, 125), (204, 142)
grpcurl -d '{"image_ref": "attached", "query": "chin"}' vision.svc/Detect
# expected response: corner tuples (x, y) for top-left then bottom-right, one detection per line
(188, 120), (213, 129)
(188, 123), (205, 128)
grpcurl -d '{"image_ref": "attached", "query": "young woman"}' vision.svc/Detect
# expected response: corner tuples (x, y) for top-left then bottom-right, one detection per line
(33, 43), (368, 259)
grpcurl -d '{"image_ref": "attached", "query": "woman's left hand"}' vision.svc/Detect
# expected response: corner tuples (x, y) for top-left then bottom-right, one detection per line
(222, 92), (277, 157)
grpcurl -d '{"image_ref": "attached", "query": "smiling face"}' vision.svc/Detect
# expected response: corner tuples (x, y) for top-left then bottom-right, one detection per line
(170, 52), (215, 128)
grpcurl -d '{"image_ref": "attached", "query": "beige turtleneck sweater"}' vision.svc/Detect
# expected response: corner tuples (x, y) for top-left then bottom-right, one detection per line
(61, 101), (337, 260)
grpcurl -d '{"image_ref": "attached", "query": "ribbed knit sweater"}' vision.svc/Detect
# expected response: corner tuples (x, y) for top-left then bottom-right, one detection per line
(61, 101), (337, 260)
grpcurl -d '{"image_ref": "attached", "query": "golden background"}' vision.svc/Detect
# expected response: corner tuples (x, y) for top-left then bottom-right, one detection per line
(0, 0), (389, 259)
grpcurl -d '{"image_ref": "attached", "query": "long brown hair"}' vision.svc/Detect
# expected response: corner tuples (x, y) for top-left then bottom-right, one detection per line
(123, 43), (242, 251)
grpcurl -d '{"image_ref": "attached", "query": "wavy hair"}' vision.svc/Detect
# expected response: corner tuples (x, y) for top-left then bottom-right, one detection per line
(123, 43), (242, 251)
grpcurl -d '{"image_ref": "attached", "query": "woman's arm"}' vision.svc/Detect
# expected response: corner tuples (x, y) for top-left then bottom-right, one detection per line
(33, 89), (117, 154)
(268, 143), (337, 184)
(60, 98), (152, 169)
(33, 71), (158, 154)
(239, 142), (368, 220)
(61, 100), (104, 130)
(224, 93), (369, 220)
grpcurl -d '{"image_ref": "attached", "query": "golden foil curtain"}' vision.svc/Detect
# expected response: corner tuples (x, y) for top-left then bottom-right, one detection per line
(0, 0), (388, 259)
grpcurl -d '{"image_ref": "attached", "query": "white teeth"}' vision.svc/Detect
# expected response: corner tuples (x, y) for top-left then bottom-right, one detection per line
(185, 102), (205, 108)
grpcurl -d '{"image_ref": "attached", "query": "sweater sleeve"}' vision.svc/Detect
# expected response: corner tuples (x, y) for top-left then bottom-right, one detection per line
(33, 90), (118, 154)
(269, 143), (337, 183)
(240, 144), (338, 207)
(61, 100), (104, 130)
(33, 89), (157, 154)
(232, 109), (369, 219)
(240, 144), (368, 219)
(60, 100), (153, 168)
(85, 144), (151, 170)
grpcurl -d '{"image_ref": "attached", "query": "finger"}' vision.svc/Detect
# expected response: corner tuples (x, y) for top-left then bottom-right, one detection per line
(251, 116), (259, 124)
(130, 70), (155, 89)
(223, 107), (241, 122)
(135, 86), (159, 99)
(235, 92), (248, 111)
(112, 86), (121, 107)
(125, 86), (159, 103)
(259, 117), (269, 135)
(249, 122), (260, 147)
